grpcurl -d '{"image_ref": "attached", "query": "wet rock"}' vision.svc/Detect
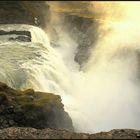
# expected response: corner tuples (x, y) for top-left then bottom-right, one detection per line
(0, 92), (8, 104)
(0, 30), (31, 42)
(9, 36), (31, 42)
(8, 120), (14, 126)
(50, 13), (99, 68)
(0, 82), (73, 131)
(0, 1), (50, 28)
(136, 134), (140, 138)
(0, 30), (31, 36)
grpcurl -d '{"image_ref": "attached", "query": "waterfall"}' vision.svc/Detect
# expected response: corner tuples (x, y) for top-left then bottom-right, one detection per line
(0, 24), (73, 97)
(0, 1), (140, 133)
(46, 2), (140, 133)
(71, 2), (140, 133)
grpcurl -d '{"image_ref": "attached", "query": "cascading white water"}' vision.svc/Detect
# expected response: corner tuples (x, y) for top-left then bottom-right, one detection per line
(0, 1), (140, 134)
(0, 24), (73, 97)
(0, 24), (79, 123)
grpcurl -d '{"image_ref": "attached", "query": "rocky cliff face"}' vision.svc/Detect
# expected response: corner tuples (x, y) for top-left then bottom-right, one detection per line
(47, 12), (100, 68)
(0, 82), (73, 131)
(0, 1), (50, 28)
(0, 82), (139, 139)
(0, 1), (99, 67)
(61, 14), (100, 67)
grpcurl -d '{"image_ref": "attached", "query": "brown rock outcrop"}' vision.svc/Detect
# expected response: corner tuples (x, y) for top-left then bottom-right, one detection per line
(0, 127), (139, 139)
(0, 82), (73, 131)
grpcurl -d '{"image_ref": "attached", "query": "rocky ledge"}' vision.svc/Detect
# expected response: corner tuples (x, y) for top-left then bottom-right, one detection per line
(0, 127), (139, 139)
(0, 82), (73, 131)
(0, 82), (139, 139)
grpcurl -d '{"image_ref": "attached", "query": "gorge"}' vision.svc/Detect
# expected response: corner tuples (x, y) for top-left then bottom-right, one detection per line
(0, 1), (139, 139)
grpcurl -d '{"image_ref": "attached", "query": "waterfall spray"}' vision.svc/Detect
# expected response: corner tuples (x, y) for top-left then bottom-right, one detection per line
(46, 2), (140, 133)
(0, 2), (140, 133)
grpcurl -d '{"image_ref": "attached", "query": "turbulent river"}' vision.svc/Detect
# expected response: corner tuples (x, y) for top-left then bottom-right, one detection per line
(0, 2), (140, 133)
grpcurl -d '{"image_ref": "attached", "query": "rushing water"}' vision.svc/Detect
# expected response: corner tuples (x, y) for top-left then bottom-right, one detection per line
(0, 24), (72, 95)
(0, 2), (140, 133)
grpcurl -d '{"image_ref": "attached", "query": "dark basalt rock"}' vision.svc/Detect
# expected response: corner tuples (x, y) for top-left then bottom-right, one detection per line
(0, 30), (31, 37)
(0, 82), (74, 131)
(49, 13), (100, 68)
(0, 1), (50, 28)
(0, 30), (31, 38)
(0, 30), (31, 42)
(9, 35), (31, 42)
(63, 15), (100, 68)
